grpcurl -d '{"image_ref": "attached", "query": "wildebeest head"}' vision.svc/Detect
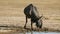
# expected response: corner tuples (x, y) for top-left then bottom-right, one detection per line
(36, 16), (43, 28)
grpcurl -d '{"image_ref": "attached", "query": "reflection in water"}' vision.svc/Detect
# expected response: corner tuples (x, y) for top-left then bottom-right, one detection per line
(25, 31), (33, 34)
(23, 31), (60, 34)
(19, 31), (33, 34)
(16, 31), (60, 34)
(31, 31), (33, 34)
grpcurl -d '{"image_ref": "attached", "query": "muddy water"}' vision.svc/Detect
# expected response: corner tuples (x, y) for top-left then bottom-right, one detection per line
(19, 31), (60, 34)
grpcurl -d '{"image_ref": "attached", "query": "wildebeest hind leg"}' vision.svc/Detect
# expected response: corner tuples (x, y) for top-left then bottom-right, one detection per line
(24, 16), (28, 29)
(31, 19), (33, 30)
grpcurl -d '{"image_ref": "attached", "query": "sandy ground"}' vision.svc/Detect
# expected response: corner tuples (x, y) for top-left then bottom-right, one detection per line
(0, 0), (60, 33)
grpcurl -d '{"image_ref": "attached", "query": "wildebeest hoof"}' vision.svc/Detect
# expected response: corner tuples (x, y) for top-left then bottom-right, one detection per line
(24, 26), (26, 29)
(31, 28), (34, 30)
(39, 26), (42, 28)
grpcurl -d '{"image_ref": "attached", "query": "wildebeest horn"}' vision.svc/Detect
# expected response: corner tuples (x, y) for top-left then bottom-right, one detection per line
(39, 16), (43, 19)
(37, 16), (43, 20)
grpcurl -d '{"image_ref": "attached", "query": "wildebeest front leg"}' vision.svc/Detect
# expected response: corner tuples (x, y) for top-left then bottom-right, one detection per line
(31, 19), (33, 30)
(24, 16), (28, 29)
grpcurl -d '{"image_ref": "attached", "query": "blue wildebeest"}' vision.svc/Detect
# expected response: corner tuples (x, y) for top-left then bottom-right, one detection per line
(24, 4), (42, 30)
